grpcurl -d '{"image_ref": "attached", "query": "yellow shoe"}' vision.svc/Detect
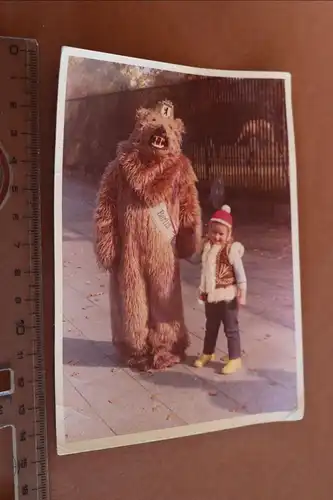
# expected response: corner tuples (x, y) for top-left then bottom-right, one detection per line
(194, 353), (215, 368)
(221, 358), (242, 375)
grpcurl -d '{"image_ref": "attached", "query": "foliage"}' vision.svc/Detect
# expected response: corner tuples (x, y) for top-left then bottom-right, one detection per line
(66, 56), (201, 99)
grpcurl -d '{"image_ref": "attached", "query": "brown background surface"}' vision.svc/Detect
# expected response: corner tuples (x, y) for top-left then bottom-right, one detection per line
(0, 1), (332, 499)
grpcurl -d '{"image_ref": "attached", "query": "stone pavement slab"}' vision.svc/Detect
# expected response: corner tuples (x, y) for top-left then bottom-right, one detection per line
(63, 376), (115, 443)
(59, 176), (299, 444)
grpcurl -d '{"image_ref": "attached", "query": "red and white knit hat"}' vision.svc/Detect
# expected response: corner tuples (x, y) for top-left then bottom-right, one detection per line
(210, 204), (233, 229)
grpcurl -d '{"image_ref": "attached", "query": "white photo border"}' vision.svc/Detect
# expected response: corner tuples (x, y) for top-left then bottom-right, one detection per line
(54, 45), (304, 456)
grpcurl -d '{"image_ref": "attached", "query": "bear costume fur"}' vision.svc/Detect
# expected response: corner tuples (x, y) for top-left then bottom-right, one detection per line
(94, 100), (202, 371)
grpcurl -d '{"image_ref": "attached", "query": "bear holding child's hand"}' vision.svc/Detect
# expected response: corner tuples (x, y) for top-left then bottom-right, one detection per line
(94, 100), (202, 371)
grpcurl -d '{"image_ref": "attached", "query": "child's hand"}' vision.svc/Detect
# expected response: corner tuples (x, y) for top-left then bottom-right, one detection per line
(237, 288), (246, 306)
(198, 289), (207, 304)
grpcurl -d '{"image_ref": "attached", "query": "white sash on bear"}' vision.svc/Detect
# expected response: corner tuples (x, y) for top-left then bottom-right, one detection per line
(149, 202), (177, 245)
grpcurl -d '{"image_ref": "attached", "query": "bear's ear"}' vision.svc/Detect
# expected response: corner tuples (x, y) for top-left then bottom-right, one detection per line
(136, 107), (150, 122)
(174, 118), (185, 135)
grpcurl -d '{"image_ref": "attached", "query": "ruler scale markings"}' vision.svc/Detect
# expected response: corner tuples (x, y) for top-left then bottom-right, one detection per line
(0, 37), (49, 500)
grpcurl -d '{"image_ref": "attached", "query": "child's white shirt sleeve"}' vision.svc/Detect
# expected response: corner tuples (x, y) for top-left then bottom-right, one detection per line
(228, 242), (247, 292)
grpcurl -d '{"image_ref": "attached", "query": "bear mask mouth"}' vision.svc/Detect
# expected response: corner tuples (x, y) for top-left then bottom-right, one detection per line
(149, 128), (169, 150)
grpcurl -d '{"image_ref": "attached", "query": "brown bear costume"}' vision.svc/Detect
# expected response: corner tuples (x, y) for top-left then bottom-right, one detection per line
(94, 100), (202, 371)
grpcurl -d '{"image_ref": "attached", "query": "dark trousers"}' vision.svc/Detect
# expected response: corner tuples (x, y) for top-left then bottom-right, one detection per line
(203, 298), (241, 359)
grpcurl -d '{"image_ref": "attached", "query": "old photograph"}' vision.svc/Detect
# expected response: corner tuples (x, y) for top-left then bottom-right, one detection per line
(54, 46), (304, 455)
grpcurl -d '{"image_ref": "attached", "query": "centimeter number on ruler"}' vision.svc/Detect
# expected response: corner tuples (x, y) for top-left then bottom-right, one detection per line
(0, 37), (49, 500)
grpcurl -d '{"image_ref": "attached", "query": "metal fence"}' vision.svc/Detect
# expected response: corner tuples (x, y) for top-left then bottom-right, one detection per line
(64, 76), (290, 199)
(190, 141), (289, 193)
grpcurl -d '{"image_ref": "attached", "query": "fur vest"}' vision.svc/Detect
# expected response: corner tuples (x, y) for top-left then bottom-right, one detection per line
(199, 240), (245, 303)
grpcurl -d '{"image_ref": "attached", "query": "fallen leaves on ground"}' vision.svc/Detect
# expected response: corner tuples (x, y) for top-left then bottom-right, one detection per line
(233, 404), (248, 413)
(68, 360), (79, 366)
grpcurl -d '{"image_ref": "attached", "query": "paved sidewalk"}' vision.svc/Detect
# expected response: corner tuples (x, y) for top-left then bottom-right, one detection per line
(60, 175), (298, 443)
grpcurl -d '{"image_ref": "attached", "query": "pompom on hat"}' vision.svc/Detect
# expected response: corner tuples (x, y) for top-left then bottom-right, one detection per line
(210, 204), (233, 229)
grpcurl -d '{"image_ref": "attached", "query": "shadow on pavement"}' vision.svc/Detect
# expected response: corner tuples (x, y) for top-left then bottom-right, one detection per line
(63, 336), (298, 415)
(63, 337), (123, 368)
(139, 367), (298, 415)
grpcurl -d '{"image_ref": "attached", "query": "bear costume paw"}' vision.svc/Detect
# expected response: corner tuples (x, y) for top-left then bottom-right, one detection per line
(152, 351), (182, 370)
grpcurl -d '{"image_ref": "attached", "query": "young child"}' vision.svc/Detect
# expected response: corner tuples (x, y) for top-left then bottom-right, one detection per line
(194, 204), (247, 374)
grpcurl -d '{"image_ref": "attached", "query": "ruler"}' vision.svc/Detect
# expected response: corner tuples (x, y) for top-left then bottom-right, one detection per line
(0, 37), (49, 500)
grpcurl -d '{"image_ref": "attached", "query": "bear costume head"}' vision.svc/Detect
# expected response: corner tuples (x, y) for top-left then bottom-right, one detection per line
(117, 99), (193, 207)
(120, 99), (185, 160)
